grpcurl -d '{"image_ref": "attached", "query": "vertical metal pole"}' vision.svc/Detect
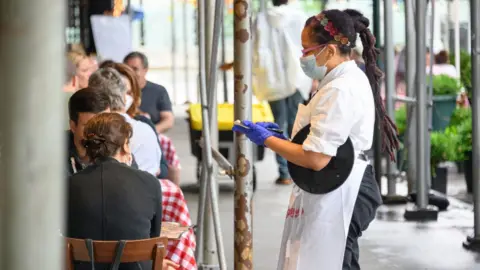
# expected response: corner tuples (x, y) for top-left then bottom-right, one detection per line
(472, 0), (480, 240)
(384, 0), (397, 196)
(195, 0), (207, 262)
(453, 0), (461, 76)
(196, 0), (227, 267)
(204, 0), (219, 265)
(171, 0), (177, 104)
(405, 0), (417, 193)
(233, 0), (254, 268)
(206, 0), (227, 267)
(404, 0), (438, 220)
(372, 0), (383, 189)
(414, 0), (429, 209)
(221, 7), (228, 103)
(471, 0), (480, 241)
(139, 0), (145, 46)
(426, 0), (435, 191)
(0, 0), (65, 268)
(463, 0), (480, 251)
(183, 0), (190, 103)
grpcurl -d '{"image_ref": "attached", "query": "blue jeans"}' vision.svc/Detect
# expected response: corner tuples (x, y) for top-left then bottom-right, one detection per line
(268, 90), (305, 179)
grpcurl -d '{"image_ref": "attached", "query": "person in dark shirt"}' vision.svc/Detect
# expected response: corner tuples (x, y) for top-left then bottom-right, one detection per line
(124, 52), (175, 133)
(67, 88), (111, 176)
(67, 113), (163, 270)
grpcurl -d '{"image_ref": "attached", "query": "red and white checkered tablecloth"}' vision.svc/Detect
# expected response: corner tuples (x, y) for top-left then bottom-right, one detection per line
(159, 179), (197, 270)
(159, 134), (181, 168)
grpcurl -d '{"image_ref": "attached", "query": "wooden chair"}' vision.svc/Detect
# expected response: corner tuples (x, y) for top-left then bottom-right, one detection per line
(65, 237), (168, 270)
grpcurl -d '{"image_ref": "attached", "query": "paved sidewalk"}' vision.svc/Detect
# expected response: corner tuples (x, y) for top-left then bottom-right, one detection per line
(167, 106), (480, 270)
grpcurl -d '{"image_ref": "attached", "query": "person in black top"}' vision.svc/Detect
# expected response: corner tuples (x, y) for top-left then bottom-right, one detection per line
(67, 113), (163, 270)
(124, 51), (175, 133)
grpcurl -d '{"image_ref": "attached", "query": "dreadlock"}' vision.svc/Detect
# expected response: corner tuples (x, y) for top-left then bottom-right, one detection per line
(305, 9), (399, 160)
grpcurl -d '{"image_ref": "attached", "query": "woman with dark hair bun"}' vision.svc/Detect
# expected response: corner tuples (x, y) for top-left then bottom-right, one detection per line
(67, 113), (172, 269)
(233, 9), (396, 269)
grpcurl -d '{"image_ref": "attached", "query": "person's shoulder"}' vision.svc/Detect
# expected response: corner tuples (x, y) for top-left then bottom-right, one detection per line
(69, 164), (98, 183)
(146, 81), (167, 92)
(126, 165), (162, 191)
(104, 162), (161, 189)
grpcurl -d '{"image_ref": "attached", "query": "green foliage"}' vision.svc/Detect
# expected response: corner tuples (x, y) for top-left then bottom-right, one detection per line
(446, 107), (472, 160)
(449, 107), (471, 127)
(395, 105), (407, 136)
(430, 75), (462, 96)
(450, 50), (472, 93)
(430, 130), (461, 171)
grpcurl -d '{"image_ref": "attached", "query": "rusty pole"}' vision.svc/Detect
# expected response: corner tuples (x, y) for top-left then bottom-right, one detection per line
(233, 0), (254, 269)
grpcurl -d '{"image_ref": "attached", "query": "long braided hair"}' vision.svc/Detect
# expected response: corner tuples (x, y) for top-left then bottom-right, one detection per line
(305, 9), (399, 160)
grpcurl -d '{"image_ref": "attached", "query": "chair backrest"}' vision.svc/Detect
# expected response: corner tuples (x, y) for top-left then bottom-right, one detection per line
(65, 237), (167, 270)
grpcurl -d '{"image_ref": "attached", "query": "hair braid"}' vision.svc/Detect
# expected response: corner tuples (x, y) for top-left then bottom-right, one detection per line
(344, 9), (400, 161)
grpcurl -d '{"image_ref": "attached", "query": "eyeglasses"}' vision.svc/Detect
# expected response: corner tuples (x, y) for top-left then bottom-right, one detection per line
(301, 44), (325, 56)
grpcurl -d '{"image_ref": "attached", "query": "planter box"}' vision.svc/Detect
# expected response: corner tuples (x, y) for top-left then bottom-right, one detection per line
(464, 151), (473, 193)
(432, 95), (457, 131)
(431, 166), (448, 194)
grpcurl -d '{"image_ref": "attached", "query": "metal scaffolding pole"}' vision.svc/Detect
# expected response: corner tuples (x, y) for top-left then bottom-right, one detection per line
(183, 0), (190, 103)
(404, 0), (438, 221)
(0, 0), (65, 268)
(463, 0), (480, 251)
(426, 0), (435, 192)
(372, 0), (383, 189)
(453, 0), (461, 76)
(221, 7), (228, 103)
(382, 0), (402, 203)
(171, 0), (178, 104)
(404, 0), (417, 194)
(201, 0), (220, 265)
(233, 0), (254, 268)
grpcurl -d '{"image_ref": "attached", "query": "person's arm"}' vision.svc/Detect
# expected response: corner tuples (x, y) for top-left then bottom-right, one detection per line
(158, 151), (169, 179)
(265, 137), (332, 171)
(267, 86), (356, 171)
(150, 178), (163, 237)
(155, 87), (174, 133)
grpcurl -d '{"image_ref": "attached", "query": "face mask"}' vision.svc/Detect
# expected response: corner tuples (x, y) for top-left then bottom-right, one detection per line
(300, 47), (329, 80)
(125, 95), (134, 110)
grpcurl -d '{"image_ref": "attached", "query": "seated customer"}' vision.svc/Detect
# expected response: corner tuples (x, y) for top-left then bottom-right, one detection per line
(99, 61), (181, 184)
(89, 68), (162, 176)
(124, 52), (175, 133)
(67, 88), (111, 176)
(67, 113), (164, 270)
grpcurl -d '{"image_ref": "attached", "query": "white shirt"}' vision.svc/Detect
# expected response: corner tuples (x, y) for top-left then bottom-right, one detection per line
(426, 64), (459, 78)
(303, 60), (375, 156)
(119, 113), (161, 176)
(252, 4), (312, 101)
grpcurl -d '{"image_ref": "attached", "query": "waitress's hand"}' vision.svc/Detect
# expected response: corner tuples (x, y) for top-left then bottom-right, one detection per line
(232, 120), (274, 146)
(256, 122), (288, 140)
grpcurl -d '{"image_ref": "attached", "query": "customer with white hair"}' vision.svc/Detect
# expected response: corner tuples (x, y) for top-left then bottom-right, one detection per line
(89, 68), (162, 176)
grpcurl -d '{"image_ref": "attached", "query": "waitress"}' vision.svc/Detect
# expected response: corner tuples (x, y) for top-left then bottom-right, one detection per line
(233, 9), (398, 270)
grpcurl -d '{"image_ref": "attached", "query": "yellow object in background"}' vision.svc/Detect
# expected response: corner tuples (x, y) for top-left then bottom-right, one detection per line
(188, 103), (275, 131)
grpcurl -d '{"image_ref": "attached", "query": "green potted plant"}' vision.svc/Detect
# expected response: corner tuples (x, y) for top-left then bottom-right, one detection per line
(430, 129), (461, 194)
(430, 75), (462, 131)
(450, 50), (472, 95)
(447, 107), (472, 192)
(394, 105), (407, 170)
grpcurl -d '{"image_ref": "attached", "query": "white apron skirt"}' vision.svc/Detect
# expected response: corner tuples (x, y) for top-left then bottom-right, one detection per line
(277, 104), (368, 270)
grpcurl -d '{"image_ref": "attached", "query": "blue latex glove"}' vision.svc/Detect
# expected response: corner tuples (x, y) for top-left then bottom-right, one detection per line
(232, 120), (274, 146)
(256, 122), (288, 140)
